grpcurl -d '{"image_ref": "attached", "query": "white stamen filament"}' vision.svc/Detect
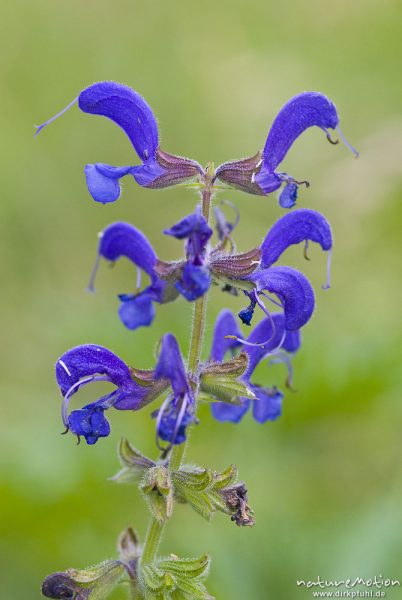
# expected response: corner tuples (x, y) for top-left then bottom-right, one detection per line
(322, 248), (332, 290)
(171, 395), (189, 446)
(87, 252), (101, 293)
(155, 394), (174, 451)
(336, 126), (359, 158)
(269, 351), (294, 388)
(62, 375), (110, 427)
(136, 267), (142, 291)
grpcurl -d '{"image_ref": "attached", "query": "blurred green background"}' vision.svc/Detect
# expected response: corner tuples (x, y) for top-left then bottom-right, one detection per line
(1, 0), (401, 598)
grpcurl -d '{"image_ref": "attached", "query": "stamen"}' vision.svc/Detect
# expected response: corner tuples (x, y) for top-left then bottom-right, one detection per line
(279, 173), (310, 188)
(225, 329), (286, 351)
(155, 394), (174, 452)
(260, 292), (284, 309)
(76, 435), (81, 446)
(293, 179), (310, 188)
(171, 395), (189, 446)
(62, 375), (110, 426)
(322, 248), (332, 290)
(269, 351), (295, 390)
(323, 128), (339, 145)
(136, 267), (142, 292)
(219, 199), (240, 232)
(303, 240), (310, 261)
(252, 291), (276, 340)
(58, 360), (72, 377)
(61, 425), (69, 435)
(87, 252), (101, 293)
(336, 126), (359, 158)
(35, 96), (79, 136)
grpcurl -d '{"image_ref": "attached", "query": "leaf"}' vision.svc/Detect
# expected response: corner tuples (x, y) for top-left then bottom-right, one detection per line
(212, 464), (238, 490)
(118, 438), (155, 470)
(140, 555), (213, 600)
(172, 468), (214, 492)
(159, 554), (210, 579)
(199, 375), (255, 404)
(171, 464), (254, 526)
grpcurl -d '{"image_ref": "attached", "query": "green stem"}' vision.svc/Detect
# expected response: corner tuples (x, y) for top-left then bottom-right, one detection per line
(140, 184), (212, 567)
(141, 518), (164, 565)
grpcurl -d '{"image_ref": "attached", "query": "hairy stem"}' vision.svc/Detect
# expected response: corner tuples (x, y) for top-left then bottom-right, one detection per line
(140, 184), (212, 568)
(141, 518), (164, 565)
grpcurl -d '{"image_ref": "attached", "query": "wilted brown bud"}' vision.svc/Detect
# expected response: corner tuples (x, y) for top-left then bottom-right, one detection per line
(221, 482), (255, 527)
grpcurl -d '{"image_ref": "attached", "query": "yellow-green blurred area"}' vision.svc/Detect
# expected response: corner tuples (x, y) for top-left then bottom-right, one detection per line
(1, 0), (401, 598)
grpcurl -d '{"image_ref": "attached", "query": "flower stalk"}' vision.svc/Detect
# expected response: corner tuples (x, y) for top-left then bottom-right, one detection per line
(141, 182), (213, 568)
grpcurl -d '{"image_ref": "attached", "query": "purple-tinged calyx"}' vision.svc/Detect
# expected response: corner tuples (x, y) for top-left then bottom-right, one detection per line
(35, 81), (204, 203)
(214, 92), (358, 206)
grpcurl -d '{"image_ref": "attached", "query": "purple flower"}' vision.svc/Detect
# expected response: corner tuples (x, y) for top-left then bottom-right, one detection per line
(214, 92), (358, 206)
(56, 344), (151, 444)
(153, 334), (196, 446)
(236, 209), (333, 329)
(209, 310), (300, 424)
(56, 335), (194, 446)
(36, 81), (204, 203)
(88, 221), (178, 331)
(163, 208), (213, 301)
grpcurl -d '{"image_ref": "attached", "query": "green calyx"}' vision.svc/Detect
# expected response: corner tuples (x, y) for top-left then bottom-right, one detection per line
(140, 554), (212, 600)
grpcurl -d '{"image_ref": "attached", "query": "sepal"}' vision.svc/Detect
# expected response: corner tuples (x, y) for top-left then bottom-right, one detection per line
(199, 354), (256, 405)
(112, 438), (156, 484)
(116, 526), (142, 588)
(172, 464), (254, 526)
(210, 247), (261, 280)
(140, 554), (212, 600)
(117, 526), (141, 566)
(128, 368), (172, 404)
(42, 560), (125, 599)
(141, 466), (174, 522)
(214, 151), (264, 195)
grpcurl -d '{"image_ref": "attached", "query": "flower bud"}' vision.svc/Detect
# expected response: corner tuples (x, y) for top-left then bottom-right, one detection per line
(42, 561), (125, 599)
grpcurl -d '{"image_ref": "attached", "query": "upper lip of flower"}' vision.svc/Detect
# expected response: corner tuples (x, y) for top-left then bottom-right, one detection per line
(213, 90), (358, 201)
(35, 83), (358, 207)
